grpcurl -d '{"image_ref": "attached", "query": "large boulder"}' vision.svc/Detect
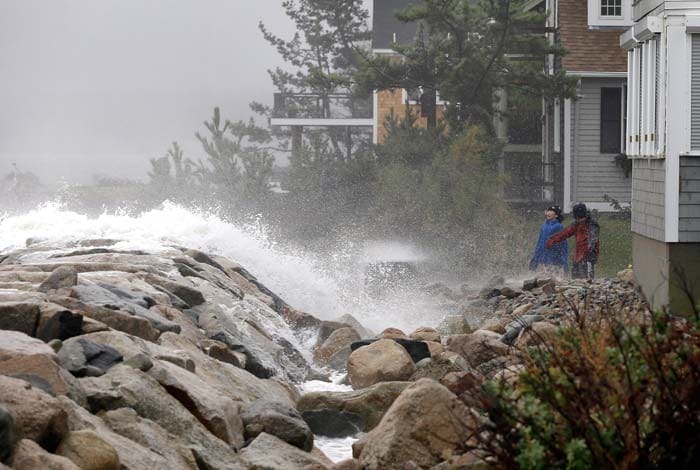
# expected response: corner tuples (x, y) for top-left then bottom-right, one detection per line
(240, 432), (331, 470)
(347, 340), (416, 389)
(514, 321), (559, 348)
(297, 381), (410, 436)
(35, 303), (83, 342)
(376, 328), (407, 340)
(100, 408), (198, 470)
(38, 266), (79, 292)
(0, 353), (84, 400)
(157, 332), (298, 407)
(0, 302), (40, 336)
(139, 274), (206, 307)
(240, 399), (313, 451)
(57, 338), (123, 377)
(79, 365), (244, 469)
(147, 360), (245, 448)
(0, 330), (57, 362)
(0, 375), (68, 449)
(58, 397), (198, 470)
(408, 327), (441, 343)
(350, 338), (430, 364)
(195, 292), (309, 381)
(71, 283), (180, 334)
(314, 327), (361, 369)
(55, 430), (120, 470)
(48, 296), (161, 342)
(8, 439), (80, 470)
(446, 333), (510, 368)
(0, 403), (15, 461)
(336, 314), (373, 339)
(201, 339), (246, 369)
(354, 379), (476, 469)
(315, 321), (352, 348)
(410, 352), (473, 382)
(437, 315), (473, 335)
(440, 370), (484, 404)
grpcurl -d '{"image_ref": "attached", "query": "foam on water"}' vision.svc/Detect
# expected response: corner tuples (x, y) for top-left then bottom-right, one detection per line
(0, 202), (453, 332)
(314, 435), (358, 462)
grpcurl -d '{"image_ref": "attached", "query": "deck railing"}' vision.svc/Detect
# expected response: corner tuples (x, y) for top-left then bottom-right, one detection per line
(272, 93), (373, 120)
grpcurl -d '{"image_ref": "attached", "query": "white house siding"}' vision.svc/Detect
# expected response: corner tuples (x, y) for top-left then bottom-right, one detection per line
(571, 77), (632, 204)
(632, 0), (664, 21)
(632, 158), (665, 241)
(680, 157), (700, 242)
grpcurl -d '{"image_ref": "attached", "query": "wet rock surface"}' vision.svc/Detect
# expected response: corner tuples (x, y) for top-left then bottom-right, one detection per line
(0, 240), (330, 469)
(0, 237), (650, 469)
(298, 381), (411, 436)
(353, 379), (476, 469)
(240, 399), (314, 451)
(347, 339), (416, 389)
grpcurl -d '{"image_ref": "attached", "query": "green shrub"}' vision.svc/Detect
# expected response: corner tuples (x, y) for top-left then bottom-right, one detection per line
(466, 307), (700, 469)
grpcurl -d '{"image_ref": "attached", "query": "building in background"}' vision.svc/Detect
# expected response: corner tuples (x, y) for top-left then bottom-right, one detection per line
(620, 0), (700, 313)
(373, 0), (635, 208)
(537, 0), (632, 212)
(371, 0), (446, 145)
(371, 0), (543, 202)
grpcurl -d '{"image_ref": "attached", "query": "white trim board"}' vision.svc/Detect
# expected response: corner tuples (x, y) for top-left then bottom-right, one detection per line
(372, 90), (379, 144)
(567, 71), (627, 78)
(563, 98), (573, 214)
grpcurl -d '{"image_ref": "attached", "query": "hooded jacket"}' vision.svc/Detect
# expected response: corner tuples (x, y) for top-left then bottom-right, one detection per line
(530, 219), (568, 270)
(546, 216), (600, 263)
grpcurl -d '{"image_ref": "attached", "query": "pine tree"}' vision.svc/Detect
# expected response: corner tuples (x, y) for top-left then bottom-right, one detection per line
(195, 107), (274, 211)
(260, 0), (372, 188)
(354, 0), (577, 131)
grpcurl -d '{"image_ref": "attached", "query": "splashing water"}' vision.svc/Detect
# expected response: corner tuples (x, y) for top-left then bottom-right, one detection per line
(0, 202), (456, 332)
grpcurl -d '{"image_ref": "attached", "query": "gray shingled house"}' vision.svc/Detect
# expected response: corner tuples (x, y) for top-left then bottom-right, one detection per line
(620, 0), (700, 313)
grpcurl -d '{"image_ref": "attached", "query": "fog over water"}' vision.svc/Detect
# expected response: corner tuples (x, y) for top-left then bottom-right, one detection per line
(0, 0), (338, 183)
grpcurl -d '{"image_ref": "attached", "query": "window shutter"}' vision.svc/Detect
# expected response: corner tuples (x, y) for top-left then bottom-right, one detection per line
(692, 35), (700, 151)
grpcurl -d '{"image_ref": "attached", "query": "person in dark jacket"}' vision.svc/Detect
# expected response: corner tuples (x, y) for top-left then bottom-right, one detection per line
(546, 203), (600, 279)
(529, 205), (568, 276)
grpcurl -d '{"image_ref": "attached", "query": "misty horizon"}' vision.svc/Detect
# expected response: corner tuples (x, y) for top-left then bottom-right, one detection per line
(0, 0), (370, 185)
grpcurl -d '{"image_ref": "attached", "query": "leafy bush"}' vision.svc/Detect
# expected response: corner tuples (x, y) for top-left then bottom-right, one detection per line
(467, 306), (700, 469)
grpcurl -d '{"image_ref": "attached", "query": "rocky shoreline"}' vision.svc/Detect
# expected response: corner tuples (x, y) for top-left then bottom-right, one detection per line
(0, 238), (648, 469)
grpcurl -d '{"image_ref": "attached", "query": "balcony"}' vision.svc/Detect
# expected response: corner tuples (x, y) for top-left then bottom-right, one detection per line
(270, 93), (374, 128)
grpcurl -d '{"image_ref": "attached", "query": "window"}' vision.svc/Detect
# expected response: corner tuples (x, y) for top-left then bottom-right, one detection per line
(601, 88), (622, 154)
(601, 0), (622, 17)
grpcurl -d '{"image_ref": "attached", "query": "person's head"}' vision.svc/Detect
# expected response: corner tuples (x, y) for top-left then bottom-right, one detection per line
(573, 203), (588, 221)
(546, 205), (563, 222)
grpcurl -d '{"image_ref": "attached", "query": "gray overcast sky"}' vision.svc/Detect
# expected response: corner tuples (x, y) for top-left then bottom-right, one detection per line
(0, 0), (372, 184)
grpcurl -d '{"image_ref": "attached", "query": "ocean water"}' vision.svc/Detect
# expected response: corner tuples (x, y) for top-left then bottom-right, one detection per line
(0, 202), (452, 333)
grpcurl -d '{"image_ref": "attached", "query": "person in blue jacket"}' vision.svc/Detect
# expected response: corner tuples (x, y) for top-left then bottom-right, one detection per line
(529, 206), (568, 277)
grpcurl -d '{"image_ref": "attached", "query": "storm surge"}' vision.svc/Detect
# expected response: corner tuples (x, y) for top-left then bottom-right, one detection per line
(0, 202), (456, 333)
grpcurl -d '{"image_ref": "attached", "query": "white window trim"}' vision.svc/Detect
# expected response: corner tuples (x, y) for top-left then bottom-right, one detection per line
(588, 0), (632, 28)
(553, 99), (561, 153)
